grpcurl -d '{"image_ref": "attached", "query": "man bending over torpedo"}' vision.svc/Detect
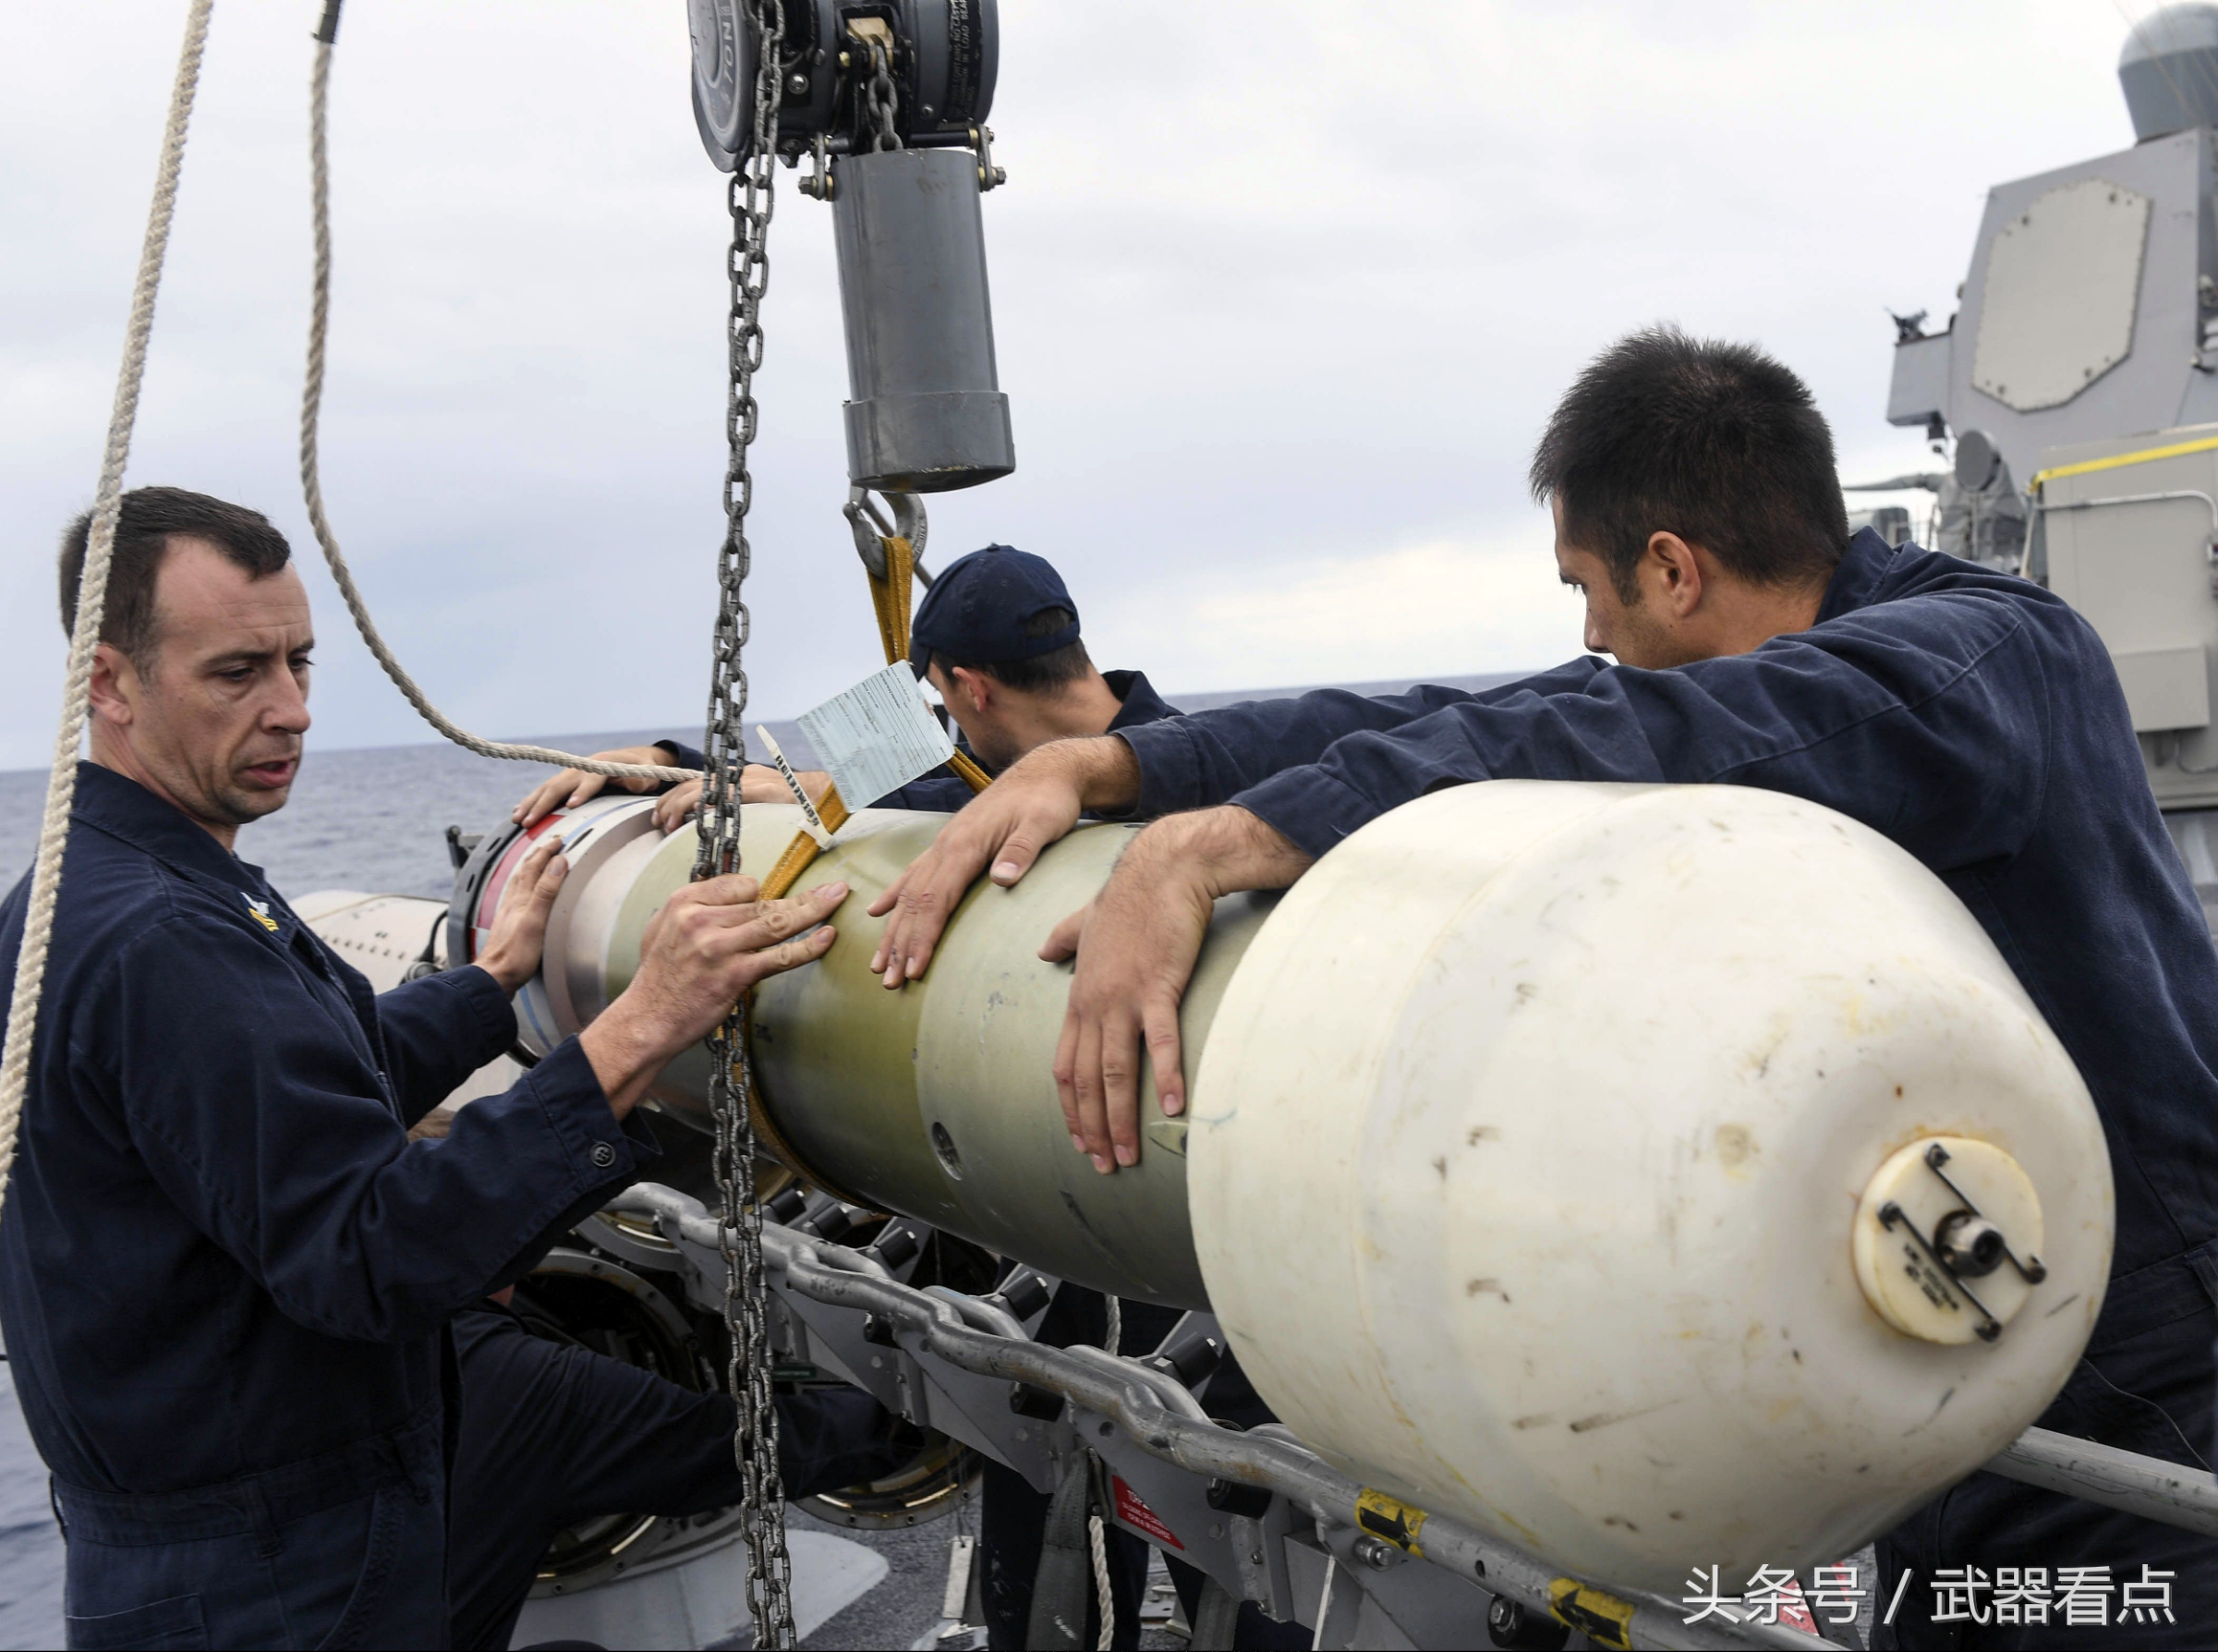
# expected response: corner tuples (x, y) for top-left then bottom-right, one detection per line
(864, 329), (2218, 1650)
(510, 542), (1178, 830)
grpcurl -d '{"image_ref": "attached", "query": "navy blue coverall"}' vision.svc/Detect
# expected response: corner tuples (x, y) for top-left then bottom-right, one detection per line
(1115, 527), (2218, 1649)
(444, 1306), (916, 1650)
(875, 669), (1175, 814)
(0, 763), (907, 1650)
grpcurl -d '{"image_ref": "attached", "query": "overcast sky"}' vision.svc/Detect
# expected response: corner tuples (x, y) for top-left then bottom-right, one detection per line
(0, 1), (2157, 770)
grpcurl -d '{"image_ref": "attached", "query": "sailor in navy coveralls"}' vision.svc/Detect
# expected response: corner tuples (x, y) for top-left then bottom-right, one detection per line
(0, 488), (876, 1650)
(871, 331), (2218, 1650)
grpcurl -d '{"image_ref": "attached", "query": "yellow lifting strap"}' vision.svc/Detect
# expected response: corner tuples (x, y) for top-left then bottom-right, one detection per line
(759, 531), (989, 900)
(868, 531), (917, 675)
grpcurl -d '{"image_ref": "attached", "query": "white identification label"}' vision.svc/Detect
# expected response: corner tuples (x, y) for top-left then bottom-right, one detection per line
(795, 662), (955, 811)
(754, 726), (832, 845)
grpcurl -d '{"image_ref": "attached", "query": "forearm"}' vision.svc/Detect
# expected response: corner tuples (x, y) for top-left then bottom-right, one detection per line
(471, 951), (531, 995)
(1131, 805), (1313, 900)
(1236, 614), (2050, 866)
(1119, 684), (1499, 817)
(577, 1002), (683, 1120)
(140, 1039), (643, 1340)
(1029, 733), (1142, 813)
(1118, 665), (1614, 819)
(660, 738), (826, 798)
(871, 770), (973, 811)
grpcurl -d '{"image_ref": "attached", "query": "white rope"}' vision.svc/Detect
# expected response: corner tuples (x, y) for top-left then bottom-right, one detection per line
(1087, 1510), (1117, 1652)
(0, 0), (218, 1224)
(301, 33), (693, 786)
(1094, 1293), (1124, 1649)
(1088, 1307), (1122, 1652)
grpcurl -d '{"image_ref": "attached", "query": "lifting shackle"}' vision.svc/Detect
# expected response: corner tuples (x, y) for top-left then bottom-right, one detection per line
(686, 0), (1015, 492)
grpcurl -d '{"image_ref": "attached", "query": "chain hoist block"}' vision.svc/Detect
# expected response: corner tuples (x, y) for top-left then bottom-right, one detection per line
(688, 0), (999, 171)
(690, 0), (1015, 493)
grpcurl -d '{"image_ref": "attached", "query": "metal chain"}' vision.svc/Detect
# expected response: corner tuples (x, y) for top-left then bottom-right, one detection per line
(695, 0), (795, 1641)
(863, 38), (901, 151)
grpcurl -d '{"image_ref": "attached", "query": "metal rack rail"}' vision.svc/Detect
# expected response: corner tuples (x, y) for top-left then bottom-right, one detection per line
(608, 1184), (2217, 1651)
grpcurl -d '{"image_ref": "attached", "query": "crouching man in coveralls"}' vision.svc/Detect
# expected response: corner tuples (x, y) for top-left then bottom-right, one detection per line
(871, 330), (2218, 1650)
(0, 487), (899, 1650)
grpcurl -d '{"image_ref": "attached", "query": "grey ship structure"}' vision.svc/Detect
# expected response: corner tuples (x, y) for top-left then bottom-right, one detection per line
(1873, 4), (2218, 910)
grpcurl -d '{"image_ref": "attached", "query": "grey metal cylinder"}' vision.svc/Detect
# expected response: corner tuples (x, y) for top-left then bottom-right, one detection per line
(833, 147), (1015, 493)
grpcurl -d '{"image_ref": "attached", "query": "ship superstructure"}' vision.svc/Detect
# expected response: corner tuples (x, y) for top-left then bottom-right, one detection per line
(1882, 5), (2218, 851)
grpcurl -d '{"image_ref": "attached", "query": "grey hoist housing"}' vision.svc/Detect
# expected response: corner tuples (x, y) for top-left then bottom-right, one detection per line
(687, 0), (1013, 492)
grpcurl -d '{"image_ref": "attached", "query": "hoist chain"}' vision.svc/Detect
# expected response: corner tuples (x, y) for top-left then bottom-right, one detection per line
(863, 38), (902, 151)
(694, 0), (795, 1642)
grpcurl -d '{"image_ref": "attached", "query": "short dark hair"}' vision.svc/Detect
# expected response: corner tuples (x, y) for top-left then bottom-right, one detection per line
(938, 606), (1092, 694)
(1529, 327), (1848, 600)
(60, 486), (293, 664)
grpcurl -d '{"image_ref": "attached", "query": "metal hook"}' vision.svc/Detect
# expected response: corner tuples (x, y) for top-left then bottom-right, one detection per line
(843, 487), (932, 586)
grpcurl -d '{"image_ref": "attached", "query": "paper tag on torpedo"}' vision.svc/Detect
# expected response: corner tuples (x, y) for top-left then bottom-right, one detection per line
(795, 662), (955, 811)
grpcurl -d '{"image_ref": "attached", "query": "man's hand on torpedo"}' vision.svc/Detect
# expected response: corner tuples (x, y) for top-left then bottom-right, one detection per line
(1040, 806), (1313, 1173)
(475, 833), (568, 993)
(513, 745), (673, 826)
(865, 736), (1133, 987)
(511, 747), (825, 832)
(650, 767), (832, 836)
(578, 876), (849, 1119)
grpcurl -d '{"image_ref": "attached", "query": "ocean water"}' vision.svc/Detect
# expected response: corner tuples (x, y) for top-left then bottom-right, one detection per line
(0, 723), (833, 908)
(0, 672), (1518, 1646)
(0, 675), (1517, 901)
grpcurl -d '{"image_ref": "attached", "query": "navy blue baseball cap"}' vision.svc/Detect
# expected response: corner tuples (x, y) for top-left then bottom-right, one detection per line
(909, 545), (1083, 680)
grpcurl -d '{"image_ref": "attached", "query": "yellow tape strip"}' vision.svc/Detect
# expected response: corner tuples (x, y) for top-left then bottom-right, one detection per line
(947, 748), (992, 794)
(869, 535), (916, 666)
(2030, 433), (2218, 488)
(1353, 1488), (1428, 1557)
(1548, 1579), (1636, 1650)
(760, 784), (849, 902)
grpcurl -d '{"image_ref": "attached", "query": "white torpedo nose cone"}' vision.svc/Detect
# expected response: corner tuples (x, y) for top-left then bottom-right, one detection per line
(1186, 781), (2111, 1594)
